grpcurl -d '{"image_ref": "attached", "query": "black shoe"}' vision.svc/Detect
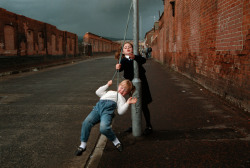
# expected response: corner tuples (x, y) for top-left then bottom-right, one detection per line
(143, 127), (153, 135)
(124, 127), (132, 133)
(75, 147), (86, 156)
(116, 143), (123, 152)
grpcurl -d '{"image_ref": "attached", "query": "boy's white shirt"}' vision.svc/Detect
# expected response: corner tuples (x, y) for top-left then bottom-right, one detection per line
(95, 84), (129, 115)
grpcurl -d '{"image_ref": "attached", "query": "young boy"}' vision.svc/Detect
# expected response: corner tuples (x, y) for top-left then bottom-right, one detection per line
(75, 80), (137, 156)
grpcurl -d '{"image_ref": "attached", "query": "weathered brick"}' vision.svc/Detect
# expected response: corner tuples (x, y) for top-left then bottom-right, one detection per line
(0, 8), (78, 57)
(83, 32), (120, 54)
(146, 0), (250, 111)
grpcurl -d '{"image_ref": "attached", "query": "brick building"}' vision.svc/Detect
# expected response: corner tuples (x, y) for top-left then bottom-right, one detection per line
(145, 0), (249, 111)
(0, 8), (78, 66)
(144, 28), (154, 47)
(83, 32), (120, 54)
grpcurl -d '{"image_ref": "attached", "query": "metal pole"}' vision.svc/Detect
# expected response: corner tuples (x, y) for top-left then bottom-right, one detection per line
(132, 0), (142, 137)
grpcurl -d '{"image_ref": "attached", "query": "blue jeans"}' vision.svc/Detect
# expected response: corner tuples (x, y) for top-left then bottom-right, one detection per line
(80, 100), (117, 142)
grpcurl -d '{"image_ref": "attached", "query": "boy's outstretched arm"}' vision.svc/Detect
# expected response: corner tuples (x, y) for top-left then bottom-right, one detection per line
(127, 97), (137, 104)
(107, 80), (112, 87)
(96, 80), (112, 97)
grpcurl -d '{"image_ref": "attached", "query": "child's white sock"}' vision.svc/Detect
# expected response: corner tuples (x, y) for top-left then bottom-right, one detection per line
(112, 138), (120, 146)
(80, 141), (86, 149)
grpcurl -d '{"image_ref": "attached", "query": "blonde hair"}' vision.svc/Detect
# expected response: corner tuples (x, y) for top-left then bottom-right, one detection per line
(119, 80), (136, 96)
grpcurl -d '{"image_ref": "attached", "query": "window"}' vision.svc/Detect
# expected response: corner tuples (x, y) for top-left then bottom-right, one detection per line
(170, 1), (175, 17)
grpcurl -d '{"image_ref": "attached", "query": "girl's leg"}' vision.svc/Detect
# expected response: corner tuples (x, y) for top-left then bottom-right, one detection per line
(142, 104), (152, 128)
(142, 103), (153, 135)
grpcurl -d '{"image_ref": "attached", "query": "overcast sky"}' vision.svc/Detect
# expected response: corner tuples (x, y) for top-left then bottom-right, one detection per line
(0, 0), (164, 40)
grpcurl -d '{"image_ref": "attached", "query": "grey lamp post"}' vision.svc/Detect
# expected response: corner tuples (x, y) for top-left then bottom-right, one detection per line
(132, 0), (142, 137)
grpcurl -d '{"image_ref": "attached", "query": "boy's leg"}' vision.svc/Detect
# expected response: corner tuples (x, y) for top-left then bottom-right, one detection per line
(99, 113), (116, 142)
(100, 113), (123, 152)
(76, 103), (101, 156)
(80, 107), (100, 142)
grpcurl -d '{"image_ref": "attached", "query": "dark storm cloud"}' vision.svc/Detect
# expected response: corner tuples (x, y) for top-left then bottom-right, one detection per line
(0, 0), (164, 39)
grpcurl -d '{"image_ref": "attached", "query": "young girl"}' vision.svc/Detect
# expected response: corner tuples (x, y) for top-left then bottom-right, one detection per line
(75, 80), (137, 156)
(116, 42), (153, 135)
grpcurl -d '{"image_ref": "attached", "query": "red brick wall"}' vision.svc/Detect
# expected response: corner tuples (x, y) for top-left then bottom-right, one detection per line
(148, 0), (250, 111)
(83, 32), (120, 53)
(0, 9), (17, 55)
(144, 28), (154, 46)
(0, 8), (78, 57)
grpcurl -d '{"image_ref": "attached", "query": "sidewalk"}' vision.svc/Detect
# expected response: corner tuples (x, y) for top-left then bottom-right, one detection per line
(93, 59), (249, 168)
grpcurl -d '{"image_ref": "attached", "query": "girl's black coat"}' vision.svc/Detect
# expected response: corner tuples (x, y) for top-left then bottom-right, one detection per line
(119, 55), (152, 104)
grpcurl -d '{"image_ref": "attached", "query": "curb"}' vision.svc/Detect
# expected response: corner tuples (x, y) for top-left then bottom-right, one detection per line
(85, 135), (107, 168)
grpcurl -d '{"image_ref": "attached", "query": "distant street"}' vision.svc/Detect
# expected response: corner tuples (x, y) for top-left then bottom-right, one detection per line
(0, 56), (117, 168)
